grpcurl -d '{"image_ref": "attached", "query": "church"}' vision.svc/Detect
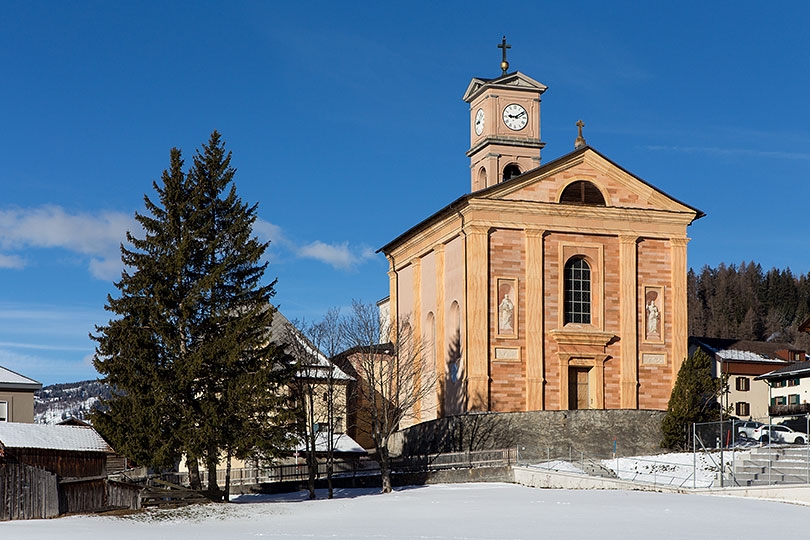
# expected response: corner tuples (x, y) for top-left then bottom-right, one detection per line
(378, 41), (704, 423)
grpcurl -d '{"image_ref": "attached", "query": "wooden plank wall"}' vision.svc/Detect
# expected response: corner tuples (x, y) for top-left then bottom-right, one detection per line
(59, 479), (106, 515)
(0, 463), (59, 520)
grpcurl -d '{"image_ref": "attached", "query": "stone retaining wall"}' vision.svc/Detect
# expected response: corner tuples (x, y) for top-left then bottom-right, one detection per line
(392, 409), (667, 461)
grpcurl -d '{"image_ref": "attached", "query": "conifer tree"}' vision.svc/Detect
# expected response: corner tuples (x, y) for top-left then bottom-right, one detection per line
(661, 348), (723, 450)
(93, 133), (293, 498)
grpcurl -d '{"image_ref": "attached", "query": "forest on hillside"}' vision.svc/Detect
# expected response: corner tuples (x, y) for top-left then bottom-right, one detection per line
(688, 262), (810, 350)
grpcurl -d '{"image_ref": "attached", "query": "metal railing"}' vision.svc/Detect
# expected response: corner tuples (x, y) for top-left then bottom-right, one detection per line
(157, 448), (519, 488)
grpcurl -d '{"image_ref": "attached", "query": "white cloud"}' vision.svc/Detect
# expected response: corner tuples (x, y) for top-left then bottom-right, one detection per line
(297, 241), (376, 270)
(298, 241), (358, 269)
(0, 253), (25, 269)
(0, 205), (137, 280)
(253, 218), (288, 246)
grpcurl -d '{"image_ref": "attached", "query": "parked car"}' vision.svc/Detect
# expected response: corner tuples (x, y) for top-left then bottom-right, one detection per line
(735, 420), (764, 439)
(752, 424), (808, 444)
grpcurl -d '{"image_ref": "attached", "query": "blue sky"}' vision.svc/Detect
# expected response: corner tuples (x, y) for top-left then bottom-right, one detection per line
(1, 1), (808, 385)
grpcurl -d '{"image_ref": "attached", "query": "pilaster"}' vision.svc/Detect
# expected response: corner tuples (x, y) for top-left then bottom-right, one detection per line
(387, 256), (398, 344)
(619, 235), (638, 409)
(670, 237), (690, 380)
(525, 229), (545, 410)
(434, 244), (446, 416)
(465, 225), (490, 410)
(412, 258), (422, 421)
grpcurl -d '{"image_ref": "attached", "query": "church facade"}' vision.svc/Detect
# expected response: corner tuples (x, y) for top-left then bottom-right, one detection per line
(379, 60), (703, 423)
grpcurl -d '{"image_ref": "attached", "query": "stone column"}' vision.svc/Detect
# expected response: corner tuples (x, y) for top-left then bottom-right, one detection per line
(525, 229), (545, 410)
(387, 256), (398, 344)
(434, 244), (446, 415)
(466, 225), (490, 411)
(670, 237), (690, 379)
(619, 235), (639, 409)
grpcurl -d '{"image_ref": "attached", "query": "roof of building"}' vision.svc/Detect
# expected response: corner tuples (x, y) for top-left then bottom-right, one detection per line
(757, 360), (810, 380)
(690, 336), (800, 364)
(0, 423), (112, 453)
(293, 432), (367, 454)
(0, 365), (42, 391)
(268, 309), (353, 381)
(378, 145), (705, 255)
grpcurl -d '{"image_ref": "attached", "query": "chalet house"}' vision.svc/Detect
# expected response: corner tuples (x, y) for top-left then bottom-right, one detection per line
(0, 365), (41, 423)
(689, 337), (804, 419)
(757, 361), (810, 417)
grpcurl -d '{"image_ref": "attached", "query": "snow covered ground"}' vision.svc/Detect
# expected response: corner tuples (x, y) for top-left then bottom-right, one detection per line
(3, 483), (809, 539)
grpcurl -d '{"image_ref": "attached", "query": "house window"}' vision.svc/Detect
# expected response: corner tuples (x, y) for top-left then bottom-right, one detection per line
(771, 396), (787, 406)
(789, 378), (800, 387)
(564, 257), (591, 324)
(735, 377), (750, 392)
(0, 401), (7, 422)
(789, 394), (800, 405)
(735, 402), (750, 417)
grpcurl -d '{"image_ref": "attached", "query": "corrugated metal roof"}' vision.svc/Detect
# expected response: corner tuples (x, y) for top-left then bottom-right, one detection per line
(715, 349), (789, 364)
(0, 423), (112, 453)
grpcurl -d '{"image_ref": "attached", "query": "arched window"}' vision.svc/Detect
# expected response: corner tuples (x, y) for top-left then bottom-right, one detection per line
(564, 257), (591, 324)
(475, 167), (487, 191)
(503, 164), (521, 181)
(560, 181), (605, 206)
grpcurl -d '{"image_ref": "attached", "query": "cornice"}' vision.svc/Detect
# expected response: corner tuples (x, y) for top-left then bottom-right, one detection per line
(550, 329), (615, 348)
(468, 198), (697, 227)
(467, 136), (545, 157)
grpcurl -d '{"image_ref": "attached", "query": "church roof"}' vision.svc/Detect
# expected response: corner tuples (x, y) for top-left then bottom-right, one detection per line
(378, 145), (705, 255)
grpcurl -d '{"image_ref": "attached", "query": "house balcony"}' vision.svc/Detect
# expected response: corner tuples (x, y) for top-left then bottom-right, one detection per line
(769, 403), (810, 417)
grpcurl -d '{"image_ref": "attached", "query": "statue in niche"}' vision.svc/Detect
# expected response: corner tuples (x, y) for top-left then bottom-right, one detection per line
(499, 292), (514, 332)
(646, 299), (660, 336)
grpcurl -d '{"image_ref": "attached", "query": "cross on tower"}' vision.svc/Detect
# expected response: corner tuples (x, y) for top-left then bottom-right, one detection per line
(575, 120), (587, 149)
(498, 36), (511, 75)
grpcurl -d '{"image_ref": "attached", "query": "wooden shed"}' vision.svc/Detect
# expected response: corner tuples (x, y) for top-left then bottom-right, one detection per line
(0, 423), (137, 518)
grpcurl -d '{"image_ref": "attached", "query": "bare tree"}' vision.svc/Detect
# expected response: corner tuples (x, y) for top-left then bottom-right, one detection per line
(284, 313), (348, 499)
(337, 300), (438, 493)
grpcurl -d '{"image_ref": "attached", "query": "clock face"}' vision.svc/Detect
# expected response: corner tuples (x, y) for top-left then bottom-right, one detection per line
(474, 108), (485, 136)
(502, 103), (528, 131)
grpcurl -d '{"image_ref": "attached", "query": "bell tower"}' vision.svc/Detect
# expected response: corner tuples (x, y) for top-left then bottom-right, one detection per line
(463, 37), (547, 192)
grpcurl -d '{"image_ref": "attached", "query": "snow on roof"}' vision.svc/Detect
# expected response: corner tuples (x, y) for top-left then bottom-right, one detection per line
(0, 423), (112, 453)
(715, 348), (789, 364)
(293, 433), (367, 454)
(0, 365), (42, 389)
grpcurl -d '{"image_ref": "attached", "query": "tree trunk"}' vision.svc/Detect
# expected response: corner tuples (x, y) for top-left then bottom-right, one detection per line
(207, 451), (221, 501)
(188, 456), (202, 491)
(379, 445), (392, 493)
(224, 449), (232, 503)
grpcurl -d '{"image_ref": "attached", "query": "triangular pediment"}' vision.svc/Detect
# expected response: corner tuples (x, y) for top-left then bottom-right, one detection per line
(463, 71), (548, 103)
(478, 146), (703, 217)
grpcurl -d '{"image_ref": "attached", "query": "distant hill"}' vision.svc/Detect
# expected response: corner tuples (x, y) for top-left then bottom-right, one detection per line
(34, 380), (111, 424)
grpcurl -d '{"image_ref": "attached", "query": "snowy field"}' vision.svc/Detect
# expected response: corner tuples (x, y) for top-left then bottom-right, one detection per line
(3, 483), (810, 540)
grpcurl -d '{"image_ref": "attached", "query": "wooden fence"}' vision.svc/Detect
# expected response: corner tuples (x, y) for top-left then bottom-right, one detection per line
(0, 462), (59, 520)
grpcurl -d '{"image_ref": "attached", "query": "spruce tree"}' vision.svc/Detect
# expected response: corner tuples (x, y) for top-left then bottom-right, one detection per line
(92, 133), (294, 497)
(661, 348), (722, 450)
